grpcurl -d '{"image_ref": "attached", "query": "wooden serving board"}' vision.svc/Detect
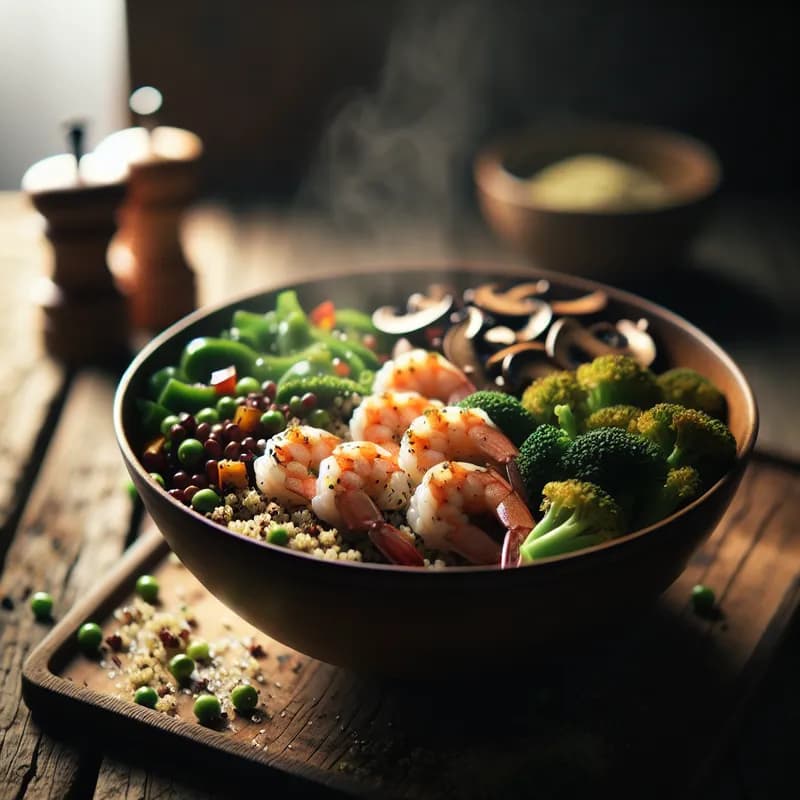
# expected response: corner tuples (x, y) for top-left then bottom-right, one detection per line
(21, 455), (800, 800)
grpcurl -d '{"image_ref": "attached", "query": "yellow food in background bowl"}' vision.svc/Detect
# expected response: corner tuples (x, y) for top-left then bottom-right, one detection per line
(527, 154), (673, 212)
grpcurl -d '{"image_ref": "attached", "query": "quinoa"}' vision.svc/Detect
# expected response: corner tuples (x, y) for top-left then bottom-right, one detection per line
(107, 595), (267, 719)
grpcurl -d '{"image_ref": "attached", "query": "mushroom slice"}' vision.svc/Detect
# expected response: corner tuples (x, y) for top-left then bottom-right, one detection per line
(545, 317), (629, 370)
(549, 290), (608, 316)
(372, 293), (454, 336)
(614, 318), (657, 367)
(467, 282), (549, 317)
(486, 342), (554, 394)
(442, 306), (492, 389)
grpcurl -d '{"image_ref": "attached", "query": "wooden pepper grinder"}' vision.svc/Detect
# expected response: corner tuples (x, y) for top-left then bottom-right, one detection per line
(97, 87), (203, 334)
(21, 123), (131, 366)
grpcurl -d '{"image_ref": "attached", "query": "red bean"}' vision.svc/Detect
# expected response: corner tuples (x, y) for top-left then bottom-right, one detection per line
(168, 488), (186, 504)
(178, 413), (196, 434)
(241, 436), (257, 452)
(191, 473), (209, 489)
(204, 438), (223, 459)
(205, 460), (219, 486)
(224, 423), (243, 442)
(195, 422), (211, 441)
(171, 471), (191, 490)
(183, 485), (200, 502)
(224, 441), (241, 460)
(169, 424), (187, 443)
(261, 381), (277, 399)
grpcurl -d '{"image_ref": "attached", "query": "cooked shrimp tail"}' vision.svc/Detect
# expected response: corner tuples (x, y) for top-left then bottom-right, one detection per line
(336, 490), (424, 567)
(407, 461), (534, 565)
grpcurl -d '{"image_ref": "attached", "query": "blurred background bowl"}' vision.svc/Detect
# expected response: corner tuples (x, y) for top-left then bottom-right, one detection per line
(114, 264), (756, 677)
(473, 120), (722, 281)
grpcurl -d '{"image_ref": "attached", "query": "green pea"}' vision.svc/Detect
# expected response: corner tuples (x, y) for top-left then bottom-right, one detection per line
(135, 574), (160, 603)
(177, 438), (204, 467)
(191, 488), (220, 514)
(216, 396), (239, 420)
(288, 395), (304, 418)
(125, 480), (138, 502)
(134, 686), (159, 708)
(267, 526), (289, 546)
(690, 584), (716, 615)
(231, 684), (258, 713)
(77, 622), (103, 653)
(30, 591), (53, 621)
(193, 693), (222, 725)
(260, 409), (286, 435)
(195, 407), (220, 425)
(186, 639), (210, 662)
(160, 414), (181, 436)
(149, 472), (166, 488)
(307, 408), (331, 429)
(235, 376), (262, 396)
(168, 653), (195, 681)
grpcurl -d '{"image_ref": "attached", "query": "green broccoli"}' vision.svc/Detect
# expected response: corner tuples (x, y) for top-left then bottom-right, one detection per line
(515, 424), (571, 502)
(635, 403), (736, 485)
(575, 354), (662, 413)
(553, 403), (580, 440)
(457, 390), (537, 446)
(561, 426), (667, 519)
(656, 368), (727, 419)
(520, 371), (587, 427)
(584, 404), (643, 433)
(519, 480), (624, 562)
(634, 466), (703, 529)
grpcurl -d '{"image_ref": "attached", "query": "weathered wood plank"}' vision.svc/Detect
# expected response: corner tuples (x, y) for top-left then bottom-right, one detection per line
(94, 758), (217, 800)
(0, 372), (137, 799)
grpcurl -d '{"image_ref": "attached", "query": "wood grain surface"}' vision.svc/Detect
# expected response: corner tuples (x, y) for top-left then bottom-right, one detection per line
(0, 190), (798, 798)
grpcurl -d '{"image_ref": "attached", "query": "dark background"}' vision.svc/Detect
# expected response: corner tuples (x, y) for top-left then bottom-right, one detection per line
(127, 0), (798, 206)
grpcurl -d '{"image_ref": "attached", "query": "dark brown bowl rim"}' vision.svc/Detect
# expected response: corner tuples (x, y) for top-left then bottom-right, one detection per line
(473, 120), (723, 218)
(113, 262), (757, 576)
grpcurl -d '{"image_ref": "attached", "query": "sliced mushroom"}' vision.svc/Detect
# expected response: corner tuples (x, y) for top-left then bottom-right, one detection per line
(614, 318), (657, 367)
(442, 306), (492, 389)
(485, 341), (555, 394)
(549, 290), (608, 316)
(545, 317), (629, 370)
(546, 316), (657, 370)
(372, 293), (454, 336)
(467, 282), (548, 317)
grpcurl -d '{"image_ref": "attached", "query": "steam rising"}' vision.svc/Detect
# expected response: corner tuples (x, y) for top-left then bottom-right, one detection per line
(293, 2), (496, 247)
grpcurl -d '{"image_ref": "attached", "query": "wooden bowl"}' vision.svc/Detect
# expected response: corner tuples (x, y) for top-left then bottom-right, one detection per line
(474, 121), (722, 280)
(113, 264), (756, 677)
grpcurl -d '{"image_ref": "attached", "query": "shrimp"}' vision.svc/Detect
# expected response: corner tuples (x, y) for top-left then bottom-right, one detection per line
(312, 442), (423, 566)
(397, 406), (519, 485)
(349, 390), (444, 456)
(253, 425), (342, 507)
(407, 461), (535, 565)
(371, 349), (476, 403)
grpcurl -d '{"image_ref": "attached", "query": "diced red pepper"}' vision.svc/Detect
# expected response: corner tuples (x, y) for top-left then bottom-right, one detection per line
(211, 365), (237, 395)
(233, 404), (262, 434)
(332, 357), (350, 377)
(310, 300), (336, 331)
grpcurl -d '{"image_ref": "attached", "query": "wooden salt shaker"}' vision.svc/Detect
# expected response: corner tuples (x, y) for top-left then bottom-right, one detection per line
(21, 125), (130, 366)
(96, 120), (203, 334)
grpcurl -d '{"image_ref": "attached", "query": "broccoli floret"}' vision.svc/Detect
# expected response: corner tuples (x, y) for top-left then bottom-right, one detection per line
(575, 354), (662, 413)
(584, 404), (643, 433)
(635, 403), (737, 485)
(657, 368), (727, 419)
(553, 403), (580, 440)
(561, 426), (667, 519)
(515, 424), (571, 502)
(634, 466), (703, 529)
(457, 390), (537, 447)
(520, 371), (587, 427)
(519, 480), (624, 562)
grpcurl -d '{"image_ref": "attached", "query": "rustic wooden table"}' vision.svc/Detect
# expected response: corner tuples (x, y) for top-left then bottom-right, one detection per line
(0, 189), (798, 798)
